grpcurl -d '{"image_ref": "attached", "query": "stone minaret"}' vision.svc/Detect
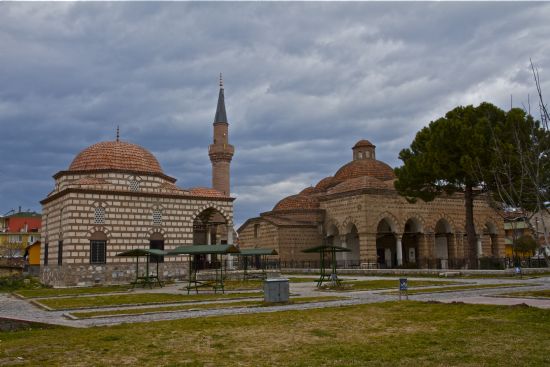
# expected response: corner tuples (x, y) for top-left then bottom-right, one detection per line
(209, 74), (234, 196)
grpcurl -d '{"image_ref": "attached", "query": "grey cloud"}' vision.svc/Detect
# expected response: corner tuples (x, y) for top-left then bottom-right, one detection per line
(1, 2), (550, 226)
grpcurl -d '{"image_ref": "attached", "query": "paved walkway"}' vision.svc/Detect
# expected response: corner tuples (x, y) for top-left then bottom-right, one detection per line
(1, 275), (549, 328)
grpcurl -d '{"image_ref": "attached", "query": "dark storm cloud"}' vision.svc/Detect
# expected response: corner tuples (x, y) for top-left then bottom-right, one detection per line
(1, 2), (549, 226)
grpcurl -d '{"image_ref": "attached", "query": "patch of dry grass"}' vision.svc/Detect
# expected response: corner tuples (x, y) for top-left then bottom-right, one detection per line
(1, 302), (549, 366)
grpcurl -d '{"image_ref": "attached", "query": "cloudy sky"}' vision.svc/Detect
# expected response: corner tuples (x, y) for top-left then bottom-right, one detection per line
(1, 2), (549, 228)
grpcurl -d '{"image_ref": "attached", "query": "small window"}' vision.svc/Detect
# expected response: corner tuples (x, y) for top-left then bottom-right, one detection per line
(152, 209), (162, 225)
(254, 224), (260, 238)
(129, 180), (140, 192)
(94, 207), (105, 224)
(90, 240), (106, 264)
(58, 241), (63, 265)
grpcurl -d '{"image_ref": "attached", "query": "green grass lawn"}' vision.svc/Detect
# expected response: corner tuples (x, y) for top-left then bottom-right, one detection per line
(37, 292), (263, 310)
(14, 284), (133, 298)
(395, 283), (533, 295)
(1, 301), (549, 366)
(320, 279), (461, 291)
(70, 296), (347, 318)
(496, 289), (550, 298)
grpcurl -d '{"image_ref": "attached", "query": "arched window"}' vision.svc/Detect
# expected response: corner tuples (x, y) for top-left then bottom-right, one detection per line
(90, 231), (107, 264)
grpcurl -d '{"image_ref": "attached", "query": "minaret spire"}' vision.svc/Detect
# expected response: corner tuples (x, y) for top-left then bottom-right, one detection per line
(116, 125), (120, 142)
(209, 75), (234, 196)
(214, 74), (227, 123)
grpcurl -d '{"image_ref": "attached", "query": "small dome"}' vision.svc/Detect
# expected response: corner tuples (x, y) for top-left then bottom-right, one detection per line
(299, 186), (318, 195)
(273, 194), (320, 211)
(69, 141), (163, 175)
(334, 158), (395, 182)
(353, 139), (375, 149)
(327, 176), (389, 195)
(314, 176), (341, 192)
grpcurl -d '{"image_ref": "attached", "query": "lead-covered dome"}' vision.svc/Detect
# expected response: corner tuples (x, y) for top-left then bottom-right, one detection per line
(273, 194), (320, 211)
(69, 141), (164, 175)
(334, 158), (395, 182)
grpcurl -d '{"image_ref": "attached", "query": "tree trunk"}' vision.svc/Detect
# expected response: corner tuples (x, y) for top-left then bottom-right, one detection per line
(464, 185), (479, 269)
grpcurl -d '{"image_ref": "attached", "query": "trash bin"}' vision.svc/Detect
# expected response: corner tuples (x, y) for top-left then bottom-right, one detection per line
(263, 278), (289, 303)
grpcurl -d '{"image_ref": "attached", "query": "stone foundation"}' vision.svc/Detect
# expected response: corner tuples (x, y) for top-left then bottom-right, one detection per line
(40, 262), (188, 287)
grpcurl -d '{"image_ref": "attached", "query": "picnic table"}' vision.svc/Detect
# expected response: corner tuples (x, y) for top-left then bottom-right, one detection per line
(302, 244), (351, 287)
(116, 248), (167, 288)
(168, 244), (240, 294)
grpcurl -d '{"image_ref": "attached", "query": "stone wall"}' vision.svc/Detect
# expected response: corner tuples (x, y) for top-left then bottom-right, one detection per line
(40, 261), (188, 287)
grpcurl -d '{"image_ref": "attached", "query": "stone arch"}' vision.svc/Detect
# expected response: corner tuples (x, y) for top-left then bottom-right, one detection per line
(403, 215), (425, 233)
(87, 226), (112, 239)
(191, 203), (232, 227)
(373, 211), (401, 233)
(148, 227), (166, 237)
(431, 214), (455, 234)
(342, 216), (359, 233)
(433, 217), (454, 269)
(402, 216), (425, 266)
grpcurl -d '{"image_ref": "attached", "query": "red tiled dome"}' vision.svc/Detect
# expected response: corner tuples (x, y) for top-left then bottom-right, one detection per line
(334, 158), (395, 182)
(353, 139), (375, 149)
(273, 194), (320, 211)
(327, 176), (389, 195)
(69, 141), (163, 174)
(314, 176), (341, 192)
(299, 186), (318, 195)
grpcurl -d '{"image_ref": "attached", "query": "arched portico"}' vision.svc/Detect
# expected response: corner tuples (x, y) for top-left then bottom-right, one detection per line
(342, 223), (360, 265)
(376, 218), (399, 268)
(434, 219), (452, 269)
(402, 218), (423, 267)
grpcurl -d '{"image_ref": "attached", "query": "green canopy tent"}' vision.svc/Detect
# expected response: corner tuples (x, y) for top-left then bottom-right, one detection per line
(116, 248), (168, 288)
(235, 248), (278, 280)
(302, 244), (351, 287)
(168, 244), (240, 294)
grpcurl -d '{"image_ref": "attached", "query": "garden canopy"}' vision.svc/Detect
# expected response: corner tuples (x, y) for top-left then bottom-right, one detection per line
(235, 248), (278, 280)
(167, 244), (240, 293)
(302, 244), (351, 287)
(116, 248), (168, 288)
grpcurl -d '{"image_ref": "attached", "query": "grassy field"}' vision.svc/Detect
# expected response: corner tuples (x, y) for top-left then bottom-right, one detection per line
(37, 292), (263, 310)
(15, 284), (133, 298)
(70, 296), (347, 318)
(497, 289), (550, 298)
(320, 279), (461, 291)
(395, 283), (533, 295)
(1, 301), (549, 366)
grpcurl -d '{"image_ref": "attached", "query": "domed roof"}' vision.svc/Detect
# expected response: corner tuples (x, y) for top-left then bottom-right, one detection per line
(69, 141), (164, 175)
(334, 158), (395, 182)
(314, 176), (341, 192)
(327, 176), (390, 195)
(273, 194), (320, 211)
(299, 186), (318, 195)
(353, 139), (375, 149)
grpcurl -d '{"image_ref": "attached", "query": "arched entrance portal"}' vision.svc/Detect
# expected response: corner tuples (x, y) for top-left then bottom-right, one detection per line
(192, 207), (231, 268)
(376, 218), (397, 268)
(435, 219), (452, 269)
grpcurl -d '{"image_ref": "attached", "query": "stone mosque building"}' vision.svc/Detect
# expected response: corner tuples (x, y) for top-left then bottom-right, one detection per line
(40, 79), (235, 286)
(238, 140), (505, 269)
